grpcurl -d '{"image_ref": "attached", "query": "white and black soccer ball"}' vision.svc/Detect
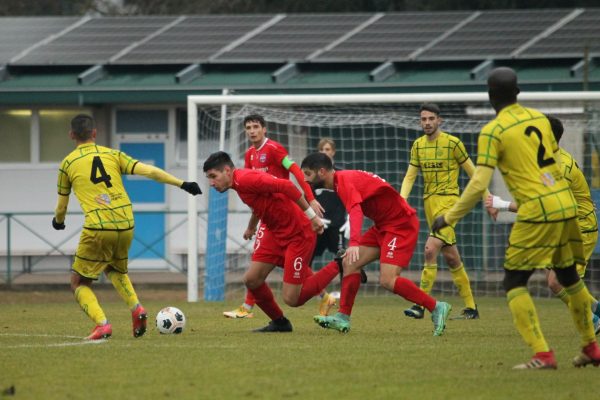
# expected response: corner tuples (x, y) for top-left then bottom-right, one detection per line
(156, 307), (186, 334)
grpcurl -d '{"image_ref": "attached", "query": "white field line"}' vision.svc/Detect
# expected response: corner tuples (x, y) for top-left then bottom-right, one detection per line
(0, 332), (107, 348)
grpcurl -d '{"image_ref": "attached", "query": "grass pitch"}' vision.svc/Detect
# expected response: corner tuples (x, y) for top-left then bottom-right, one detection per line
(0, 290), (597, 399)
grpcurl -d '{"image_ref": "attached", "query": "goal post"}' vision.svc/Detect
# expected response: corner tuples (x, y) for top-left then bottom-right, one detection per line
(187, 91), (600, 302)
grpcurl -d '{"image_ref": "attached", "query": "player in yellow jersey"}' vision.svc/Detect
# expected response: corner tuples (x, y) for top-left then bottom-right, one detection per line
(486, 115), (600, 334)
(401, 103), (492, 320)
(53, 114), (202, 340)
(432, 67), (600, 369)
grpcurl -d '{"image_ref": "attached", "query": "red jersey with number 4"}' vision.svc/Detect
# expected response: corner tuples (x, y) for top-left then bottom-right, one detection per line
(244, 138), (289, 179)
(333, 170), (416, 246)
(232, 168), (311, 241)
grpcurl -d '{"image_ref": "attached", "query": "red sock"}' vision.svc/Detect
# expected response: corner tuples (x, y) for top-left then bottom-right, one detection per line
(393, 277), (436, 312)
(297, 261), (340, 306)
(244, 290), (256, 307)
(339, 273), (361, 315)
(248, 282), (283, 320)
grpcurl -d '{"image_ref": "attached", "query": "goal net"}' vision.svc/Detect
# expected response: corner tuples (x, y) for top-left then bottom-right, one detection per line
(187, 93), (600, 302)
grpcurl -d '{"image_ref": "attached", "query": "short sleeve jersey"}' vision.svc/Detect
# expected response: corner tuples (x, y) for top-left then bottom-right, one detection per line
(244, 138), (289, 179)
(477, 103), (576, 222)
(560, 148), (598, 233)
(232, 169), (309, 241)
(57, 144), (137, 230)
(409, 132), (470, 199)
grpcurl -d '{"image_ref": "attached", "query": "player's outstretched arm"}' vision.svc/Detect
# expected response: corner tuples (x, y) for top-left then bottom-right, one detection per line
(485, 195), (518, 214)
(442, 166), (495, 228)
(133, 162), (202, 195)
(243, 213), (260, 240)
(400, 164), (418, 200)
(288, 162), (324, 217)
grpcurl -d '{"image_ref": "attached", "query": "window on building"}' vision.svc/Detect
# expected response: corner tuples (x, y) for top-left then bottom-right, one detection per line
(0, 110), (31, 162)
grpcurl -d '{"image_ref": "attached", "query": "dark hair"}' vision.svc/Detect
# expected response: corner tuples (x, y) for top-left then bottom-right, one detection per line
(420, 103), (440, 116)
(243, 114), (266, 127)
(546, 115), (564, 143)
(301, 152), (334, 171)
(70, 114), (95, 141)
(203, 151), (234, 172)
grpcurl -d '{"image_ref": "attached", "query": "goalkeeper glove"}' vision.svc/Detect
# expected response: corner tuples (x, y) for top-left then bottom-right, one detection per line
(52, 217), (65, 230)
(181, 182), (202, 195)
(339, 217), (350, 240)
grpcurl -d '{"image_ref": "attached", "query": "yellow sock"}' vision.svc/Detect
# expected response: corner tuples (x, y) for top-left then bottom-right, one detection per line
(107, 271), (140, 310)
(507, 287), (549, 354)
(419, 264), (438, 294)
(555, 288), (570, 307)
(564, 280), (595, 346)
(450, 263), (476, 309)
(74, 286), (107, 326)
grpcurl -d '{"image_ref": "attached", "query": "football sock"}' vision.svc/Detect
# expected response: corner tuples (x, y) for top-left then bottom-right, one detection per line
(450, 263), (476, 309)
(74, 285), (107, 326)
(107, 271), (139, 310)
(242, 303), (253, 311)
(419, 264), (437, 294)
(244, 290), (256, 308)
(507, 287), (549, 353)
(394, 277), (436, 312)
(248, 282), (283, 321)
(339, 273), (361, 315)
(297, 261), (339, 305)
(564, 280), (596, 346)
(555, 288), (570, 307)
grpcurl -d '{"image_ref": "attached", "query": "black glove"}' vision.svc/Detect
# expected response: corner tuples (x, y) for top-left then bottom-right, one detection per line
(180, 181), (202, 195)
(52, 217), (65, 230)
(431, 215), (448, 233)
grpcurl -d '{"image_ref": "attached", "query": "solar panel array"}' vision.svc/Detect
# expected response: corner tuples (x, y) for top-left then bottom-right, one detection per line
(0, 9), (598, 67)
(0, 17), (79, 64)
(521, 9), (600, 58)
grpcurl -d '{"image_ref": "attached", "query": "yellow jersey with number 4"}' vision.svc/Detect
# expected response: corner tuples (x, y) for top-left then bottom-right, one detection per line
(476, 103), (576, 223)
(56, 144), (137, 230)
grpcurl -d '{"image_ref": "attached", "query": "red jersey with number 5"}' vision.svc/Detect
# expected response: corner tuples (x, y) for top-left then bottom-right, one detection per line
(244, 138), (289, 179)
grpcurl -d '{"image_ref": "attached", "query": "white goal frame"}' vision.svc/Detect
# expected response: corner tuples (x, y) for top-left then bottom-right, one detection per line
(186, 91), (600, 302)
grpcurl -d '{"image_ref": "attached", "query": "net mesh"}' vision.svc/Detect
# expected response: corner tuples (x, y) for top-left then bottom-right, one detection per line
(195, 99), (600, 299)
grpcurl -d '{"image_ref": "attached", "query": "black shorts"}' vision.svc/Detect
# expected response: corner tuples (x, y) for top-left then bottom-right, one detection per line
(313, 227), (345, 258)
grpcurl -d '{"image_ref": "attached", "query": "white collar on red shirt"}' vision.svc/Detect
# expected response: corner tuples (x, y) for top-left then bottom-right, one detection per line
(254, 138), (269, 151)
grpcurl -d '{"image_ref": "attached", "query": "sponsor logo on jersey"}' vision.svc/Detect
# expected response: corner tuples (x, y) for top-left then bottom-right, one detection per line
(541, 172), (556, 187)
(423, 161), (443, 169)
(95, 194), (111, 205)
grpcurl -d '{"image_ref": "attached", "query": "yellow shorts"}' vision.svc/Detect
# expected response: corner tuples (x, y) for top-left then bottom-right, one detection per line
(504, 218), (585, 270)
(72, 228), (133, 279)
(424, 195), (458, 246)
(577, 229), (599, 277)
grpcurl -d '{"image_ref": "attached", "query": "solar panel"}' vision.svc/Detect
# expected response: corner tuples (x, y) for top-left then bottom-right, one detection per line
(115, 15), (272, 64)
(0, 17), (79, 64)
(520, 9), (600, 58)
(214, 14), (371, 62)
(13, 17), (177, 66)
(418, 9), (570, 60)
(315, 12), (472, 61)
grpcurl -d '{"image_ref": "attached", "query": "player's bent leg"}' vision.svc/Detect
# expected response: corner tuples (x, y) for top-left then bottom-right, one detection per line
(71, 272), (110, 338)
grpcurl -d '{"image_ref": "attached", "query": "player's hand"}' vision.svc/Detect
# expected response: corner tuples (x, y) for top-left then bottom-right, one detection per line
(243, 227), (256, 240)
(180, 181), (202, 195)
(321, 218), (331, 230)
(311, 216), (324, 234)
(309, 199), (325, 218)
(485, 199), (499, 221)
(431, 216), (448, 233)
(345, 246), (360, 264)
(52, 217), (65, 230)
(339, 218), (350, 240)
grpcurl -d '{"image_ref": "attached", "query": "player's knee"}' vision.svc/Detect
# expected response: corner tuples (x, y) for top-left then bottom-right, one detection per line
(243, 275), (263, 290)
(424, 245), (437, 261)
(554, 265), (579, 288)
(503, 269), (533, 292)
(445, 255), (461, 269)
(282, 292), (299, 307)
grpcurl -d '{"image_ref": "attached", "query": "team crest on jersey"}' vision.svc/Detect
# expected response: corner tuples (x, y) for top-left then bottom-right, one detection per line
(95, 194), (111, 205)
(259, 153), (267, 163)
(540, 172), (555, 187)
(437, 149), (444, 157)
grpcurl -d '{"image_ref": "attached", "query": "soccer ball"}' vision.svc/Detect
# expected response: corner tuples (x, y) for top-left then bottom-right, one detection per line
(156, 307), (186, 334)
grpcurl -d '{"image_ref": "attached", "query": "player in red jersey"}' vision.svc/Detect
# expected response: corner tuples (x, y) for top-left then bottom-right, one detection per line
(205, 151), (341, 332)
(223, 114), (326, 319)
(301, 152), (452, 335)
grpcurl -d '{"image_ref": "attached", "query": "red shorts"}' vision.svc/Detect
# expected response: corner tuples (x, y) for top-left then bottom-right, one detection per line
(251, 223), (316, 285)
(359, 214), (419, 268)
